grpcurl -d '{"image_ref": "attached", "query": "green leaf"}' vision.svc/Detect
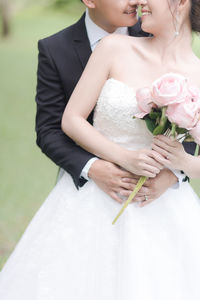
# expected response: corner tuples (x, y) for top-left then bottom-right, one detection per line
(144, 117), (157, 133)
(176, 127), (188, 134)
(184, 136), (194, 142)
(153, 114), (170, 136)
(153, 120), (170, 136)
(153, 125), (165, 135)
(149, 111), (161, 120)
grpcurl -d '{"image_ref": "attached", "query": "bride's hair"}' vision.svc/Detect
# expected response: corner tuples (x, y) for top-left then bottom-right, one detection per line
(190, 0), (200, 32)
(170, 0), (200, 33)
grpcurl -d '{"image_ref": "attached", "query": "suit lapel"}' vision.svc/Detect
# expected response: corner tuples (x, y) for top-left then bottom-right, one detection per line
(72, 14), (92, 70)
(72, 15), (149, 70)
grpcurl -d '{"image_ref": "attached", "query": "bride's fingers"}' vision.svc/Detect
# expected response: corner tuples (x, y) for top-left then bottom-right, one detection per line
(119, 189), (132, 197)
(151, 150), (171, 166)
(141, 161), (163, 175)
(119, 181), (137, 191)
(138, 197), (153, 207)
(121, 177), (140, 184)
(154, 135), (177, 147)
(151, 143), (170, 158)
(152, 138), (174, 153)
(118, 170), (139, 179)
(147, 156), (164, 169)
(141, 169), (159, 178)
(132, 196), (145, 203)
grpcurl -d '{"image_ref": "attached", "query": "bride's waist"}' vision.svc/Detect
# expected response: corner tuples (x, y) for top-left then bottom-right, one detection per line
(107, 136), (152, 151)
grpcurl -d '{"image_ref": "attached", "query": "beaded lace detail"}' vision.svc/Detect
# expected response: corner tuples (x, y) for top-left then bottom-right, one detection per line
(94, 78), (153, 150)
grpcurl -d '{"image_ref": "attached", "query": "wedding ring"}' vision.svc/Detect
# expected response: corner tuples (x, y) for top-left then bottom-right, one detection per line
(144, 195), (148, 201)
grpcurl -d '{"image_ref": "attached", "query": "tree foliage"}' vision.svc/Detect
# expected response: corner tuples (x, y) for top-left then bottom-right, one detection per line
(52, 0), (80, 8)
(0, 0), (11, 37)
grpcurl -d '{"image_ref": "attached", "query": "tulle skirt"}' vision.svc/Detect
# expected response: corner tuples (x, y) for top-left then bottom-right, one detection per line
(0, 171), (200, 300)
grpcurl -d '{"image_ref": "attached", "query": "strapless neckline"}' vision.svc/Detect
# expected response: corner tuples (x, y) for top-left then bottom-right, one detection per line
(106, 78), (137, 92)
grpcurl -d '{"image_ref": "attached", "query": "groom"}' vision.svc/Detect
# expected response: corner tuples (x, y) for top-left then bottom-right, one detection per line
(35, 0), (183, 204)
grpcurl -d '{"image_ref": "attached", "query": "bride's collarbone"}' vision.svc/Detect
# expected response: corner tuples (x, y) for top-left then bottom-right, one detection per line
(111, 56), (200, 89)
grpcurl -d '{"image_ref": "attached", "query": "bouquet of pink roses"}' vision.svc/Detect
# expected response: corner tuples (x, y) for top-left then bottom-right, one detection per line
(112, 73), (200, 225)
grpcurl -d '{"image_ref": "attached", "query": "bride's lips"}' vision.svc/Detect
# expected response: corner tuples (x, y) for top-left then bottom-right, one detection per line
(141, 10), (152, 18)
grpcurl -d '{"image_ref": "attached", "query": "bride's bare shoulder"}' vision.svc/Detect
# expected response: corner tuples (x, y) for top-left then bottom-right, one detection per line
(98, 34), (148, 57)
(99, 34), (132, 49)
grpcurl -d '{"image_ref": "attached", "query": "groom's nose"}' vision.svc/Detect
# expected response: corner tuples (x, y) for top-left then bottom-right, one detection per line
(137, 0), (148, 5)
(128, 0), (140, 5)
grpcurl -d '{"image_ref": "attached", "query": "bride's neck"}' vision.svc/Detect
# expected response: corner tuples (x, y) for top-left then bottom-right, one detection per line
(149, 26), (193, 64)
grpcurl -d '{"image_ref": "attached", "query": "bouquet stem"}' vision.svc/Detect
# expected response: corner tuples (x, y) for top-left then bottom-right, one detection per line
(112, 176), (147, 225)
(171, 123), (177, 138)
(194, 144), (200, 157)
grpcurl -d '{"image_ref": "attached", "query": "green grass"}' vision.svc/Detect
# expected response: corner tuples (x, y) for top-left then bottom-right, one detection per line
(0, 5), (200, 270)
(0, 4), (84, 269)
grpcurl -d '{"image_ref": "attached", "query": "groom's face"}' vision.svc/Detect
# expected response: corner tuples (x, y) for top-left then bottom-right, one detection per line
(85, 0), (139, 33)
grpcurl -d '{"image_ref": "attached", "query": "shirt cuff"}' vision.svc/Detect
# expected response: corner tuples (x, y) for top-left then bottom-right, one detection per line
(169, 169), (186, 189)
(80, 157), (99, 181)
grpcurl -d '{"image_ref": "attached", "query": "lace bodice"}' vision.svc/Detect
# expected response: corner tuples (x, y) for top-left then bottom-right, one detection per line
(93, 78), (153, 150)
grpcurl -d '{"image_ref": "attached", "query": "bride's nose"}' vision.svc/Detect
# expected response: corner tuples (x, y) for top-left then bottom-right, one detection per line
(137, 0), (147, 5)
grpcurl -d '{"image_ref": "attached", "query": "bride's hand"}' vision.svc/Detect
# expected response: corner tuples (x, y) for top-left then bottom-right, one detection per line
(151, 135), (190, 170)
(119, 148), (163, 178)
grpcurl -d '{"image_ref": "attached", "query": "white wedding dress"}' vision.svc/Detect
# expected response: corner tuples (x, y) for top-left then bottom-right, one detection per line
(1, 78), (200, 300)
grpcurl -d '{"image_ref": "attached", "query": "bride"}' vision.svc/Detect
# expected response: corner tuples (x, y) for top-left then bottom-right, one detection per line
(1, 0), (200, 299)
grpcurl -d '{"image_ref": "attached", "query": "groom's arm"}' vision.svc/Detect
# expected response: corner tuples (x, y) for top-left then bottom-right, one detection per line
(182, 141), (197, 155)
(36, 38), (143, 196)
(36, 39), (95, 188)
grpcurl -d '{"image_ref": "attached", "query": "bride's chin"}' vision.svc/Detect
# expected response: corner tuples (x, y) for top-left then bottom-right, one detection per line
(141, 22), (154, 35)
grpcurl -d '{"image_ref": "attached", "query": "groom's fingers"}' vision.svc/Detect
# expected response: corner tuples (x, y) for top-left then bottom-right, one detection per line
(88, 160), (157, 204)
(110, 192), (124, 204)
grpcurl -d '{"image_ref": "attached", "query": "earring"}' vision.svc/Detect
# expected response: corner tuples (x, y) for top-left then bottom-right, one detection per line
(174, 11), (180, 36)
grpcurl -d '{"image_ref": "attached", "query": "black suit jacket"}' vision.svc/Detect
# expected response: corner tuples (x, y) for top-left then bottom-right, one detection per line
(35, 14), (195, 188)
(35, 14), (149, 188)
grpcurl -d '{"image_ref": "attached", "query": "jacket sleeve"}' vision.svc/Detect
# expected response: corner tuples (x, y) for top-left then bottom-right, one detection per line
(35, 39), (95, 188)
(182, 141), (198, 156)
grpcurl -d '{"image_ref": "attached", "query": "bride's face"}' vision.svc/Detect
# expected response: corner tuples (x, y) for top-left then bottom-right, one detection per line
(139, 0), (179, 35)
(87, 0), (139, 33)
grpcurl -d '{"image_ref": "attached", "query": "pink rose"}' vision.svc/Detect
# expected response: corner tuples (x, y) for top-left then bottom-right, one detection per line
(187, 85), (200, 110)
(190, 120), (200, 144)
(166, 96), (200, 130)
(135, 87), (154, 118)
(152, 73), (188, 107)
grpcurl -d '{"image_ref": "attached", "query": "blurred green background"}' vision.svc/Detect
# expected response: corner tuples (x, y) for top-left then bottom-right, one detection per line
(0, 0), (200, 270)
(0, 0), (84, 269)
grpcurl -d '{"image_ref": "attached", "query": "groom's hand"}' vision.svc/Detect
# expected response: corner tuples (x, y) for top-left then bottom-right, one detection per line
(88, 160), (142, 203)
(133, 168), (178, 207)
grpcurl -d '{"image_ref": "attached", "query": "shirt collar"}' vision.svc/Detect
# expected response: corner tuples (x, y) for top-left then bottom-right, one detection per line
(85, 9), (128, 48)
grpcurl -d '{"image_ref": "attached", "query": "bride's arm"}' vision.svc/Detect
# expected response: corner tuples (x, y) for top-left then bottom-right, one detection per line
(62, 36), (162, 178)
(152, 135), (200, 179)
